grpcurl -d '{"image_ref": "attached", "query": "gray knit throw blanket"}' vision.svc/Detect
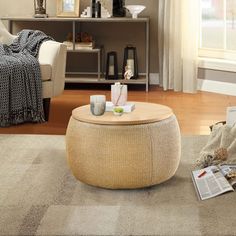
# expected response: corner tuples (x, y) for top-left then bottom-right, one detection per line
(0, 30), (53, 127)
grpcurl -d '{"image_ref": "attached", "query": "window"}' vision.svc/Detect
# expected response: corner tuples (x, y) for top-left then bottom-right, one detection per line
(199, 0), (236, 60)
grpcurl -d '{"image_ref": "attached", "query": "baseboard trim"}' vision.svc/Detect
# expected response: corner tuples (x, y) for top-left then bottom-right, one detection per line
(149, 73), (159, 85)
(197, 79), (236, 96)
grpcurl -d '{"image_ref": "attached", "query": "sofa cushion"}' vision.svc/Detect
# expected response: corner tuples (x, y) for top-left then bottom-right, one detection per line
(40, 64), (52, 81)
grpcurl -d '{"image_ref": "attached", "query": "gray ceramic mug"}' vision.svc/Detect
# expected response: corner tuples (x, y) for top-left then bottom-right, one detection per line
(90, 95), (106, 116)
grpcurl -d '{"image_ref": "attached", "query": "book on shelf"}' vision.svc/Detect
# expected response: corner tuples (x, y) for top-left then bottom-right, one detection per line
(105, 102), (135, 113)
(191, 164), (236, 200)
(63, 41), (95, 50)
(75, 41), (95, 50)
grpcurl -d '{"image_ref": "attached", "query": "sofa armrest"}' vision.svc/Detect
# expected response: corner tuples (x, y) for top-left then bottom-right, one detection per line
(0, 20), (17, 45)
(38, 40), (67, 97)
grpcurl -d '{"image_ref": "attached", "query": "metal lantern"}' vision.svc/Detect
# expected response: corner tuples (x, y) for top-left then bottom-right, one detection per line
(106, 51), (118, 80)
(122, 45), (138, 80)
(34, 0), (48, 18)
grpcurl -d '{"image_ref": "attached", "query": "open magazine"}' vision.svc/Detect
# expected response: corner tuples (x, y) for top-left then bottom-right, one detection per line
(192, 164), (236, 200)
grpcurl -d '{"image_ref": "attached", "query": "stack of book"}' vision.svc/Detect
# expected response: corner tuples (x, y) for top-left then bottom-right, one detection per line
(63, 41), (95, 50)
(105, 102), (135, 113)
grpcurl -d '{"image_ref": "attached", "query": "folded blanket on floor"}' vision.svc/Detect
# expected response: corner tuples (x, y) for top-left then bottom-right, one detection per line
(196, 123), (236, 168)
(0, 30), (53, 127)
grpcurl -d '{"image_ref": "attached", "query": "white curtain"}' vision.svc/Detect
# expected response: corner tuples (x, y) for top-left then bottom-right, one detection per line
(158, 0), (199, 93)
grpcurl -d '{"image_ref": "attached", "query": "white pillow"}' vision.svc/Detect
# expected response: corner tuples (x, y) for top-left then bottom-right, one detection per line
(0, 20), (16, 45)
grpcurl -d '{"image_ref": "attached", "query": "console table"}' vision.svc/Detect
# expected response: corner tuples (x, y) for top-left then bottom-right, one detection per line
(1, 17), (150, 91)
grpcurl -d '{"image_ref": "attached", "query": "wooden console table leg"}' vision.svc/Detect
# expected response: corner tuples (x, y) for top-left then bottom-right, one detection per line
(72, 21), (76, 51)
(43, 98), (51, 121)
(9, 20), (13, 33)
(146, 20), (150, 92)
(98, 50), (101, 80)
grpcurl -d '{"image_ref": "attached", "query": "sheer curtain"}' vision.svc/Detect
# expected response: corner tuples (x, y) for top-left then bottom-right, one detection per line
(158, 0), (199, 93)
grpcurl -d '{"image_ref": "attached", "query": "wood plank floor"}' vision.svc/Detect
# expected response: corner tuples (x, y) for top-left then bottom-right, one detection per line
(1, 85), (236, 135)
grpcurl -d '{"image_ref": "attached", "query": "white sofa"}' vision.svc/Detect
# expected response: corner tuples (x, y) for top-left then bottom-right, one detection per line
(0, 20), (67, 120)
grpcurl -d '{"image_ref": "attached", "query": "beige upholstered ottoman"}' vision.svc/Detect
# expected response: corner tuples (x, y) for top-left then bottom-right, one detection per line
(66, 102), (181, 189)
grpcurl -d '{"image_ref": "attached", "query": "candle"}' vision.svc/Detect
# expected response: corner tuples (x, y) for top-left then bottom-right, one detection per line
(109, 65), (114, 75)
(90, 95), (106, 116)
(126, 59), (134, 75)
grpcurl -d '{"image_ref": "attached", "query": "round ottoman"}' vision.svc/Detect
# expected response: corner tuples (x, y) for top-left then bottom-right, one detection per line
(66, 102), (181, 189)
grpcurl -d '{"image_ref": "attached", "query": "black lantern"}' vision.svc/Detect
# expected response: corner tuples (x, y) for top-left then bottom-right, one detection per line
(106, 51), (118, 80)
(113, 0), (126, 17)
(34, 0), (48, 18)
(122, 46), (138, 80)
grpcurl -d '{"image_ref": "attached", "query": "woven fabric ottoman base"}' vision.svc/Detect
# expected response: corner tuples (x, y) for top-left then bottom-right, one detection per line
(66, 114), (181, 189)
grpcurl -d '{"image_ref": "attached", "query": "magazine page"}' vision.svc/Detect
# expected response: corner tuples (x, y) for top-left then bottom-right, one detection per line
(192, 166), (234, 200)
(219, 164), (236, 190)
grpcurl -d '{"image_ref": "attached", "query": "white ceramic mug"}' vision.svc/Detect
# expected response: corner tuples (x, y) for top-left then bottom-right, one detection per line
(90, 95), (106, 116)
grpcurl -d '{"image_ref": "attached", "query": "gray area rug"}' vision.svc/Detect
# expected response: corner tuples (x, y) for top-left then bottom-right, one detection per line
(0, 134), (235, 236)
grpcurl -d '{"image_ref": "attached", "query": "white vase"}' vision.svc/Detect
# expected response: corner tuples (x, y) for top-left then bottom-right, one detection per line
(111, 84), (127, 106)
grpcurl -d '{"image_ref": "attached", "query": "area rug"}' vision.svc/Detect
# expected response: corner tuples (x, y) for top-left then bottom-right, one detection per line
(0, 134), (235, 236)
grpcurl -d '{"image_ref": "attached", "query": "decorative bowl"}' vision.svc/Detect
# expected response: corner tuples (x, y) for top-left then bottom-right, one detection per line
(125, 5), (146, 18)
(113, 107), (124, 116)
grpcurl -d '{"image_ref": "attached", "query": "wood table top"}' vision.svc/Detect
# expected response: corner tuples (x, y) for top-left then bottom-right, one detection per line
(72, 102), (173, 125)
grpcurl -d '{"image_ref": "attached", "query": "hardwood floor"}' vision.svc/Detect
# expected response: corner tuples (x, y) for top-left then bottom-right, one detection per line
(1, 85), (236, 135)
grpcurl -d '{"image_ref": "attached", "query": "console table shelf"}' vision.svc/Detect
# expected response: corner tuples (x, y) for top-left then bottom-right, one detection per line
(67, 48), (101, 53)
(1, 16), (150, 91)
(65, 76), (147, 85)
(1, 16), (149, 23)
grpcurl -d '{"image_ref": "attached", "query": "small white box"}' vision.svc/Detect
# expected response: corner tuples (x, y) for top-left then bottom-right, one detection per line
(226, 106), (236, 127)
(105, 102), (135, 113)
